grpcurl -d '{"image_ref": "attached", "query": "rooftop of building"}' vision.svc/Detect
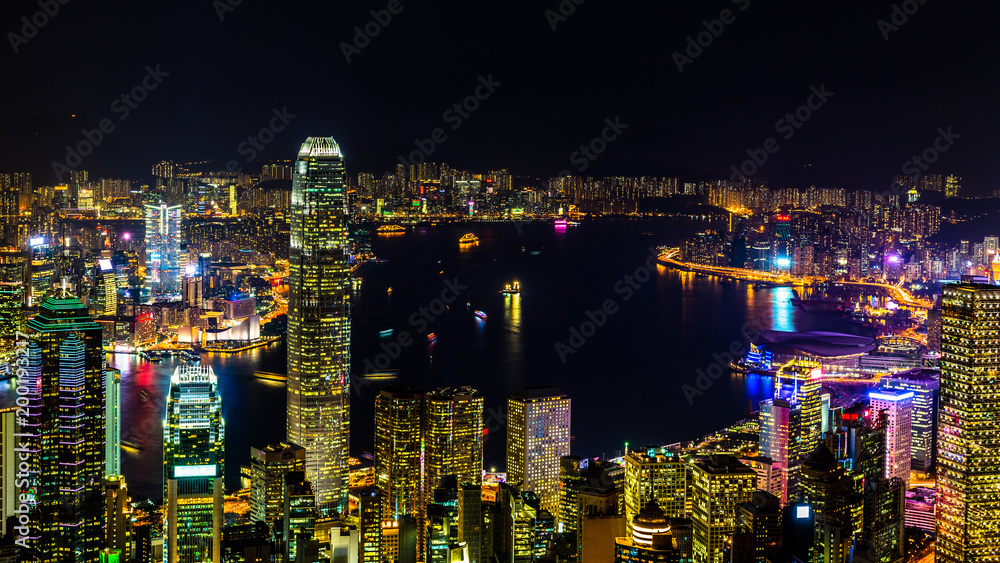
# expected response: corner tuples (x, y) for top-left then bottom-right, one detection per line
(694, 455), (756, 475)
(510, 385), (567, 400)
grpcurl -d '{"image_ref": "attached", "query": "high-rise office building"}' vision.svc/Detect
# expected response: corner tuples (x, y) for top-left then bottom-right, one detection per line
(734, 491), (782, 563)
(163, 365), (225, 563)
(283, 471), (317, 562)
(96, 258), (117, 316)
(21, 291), (107, 563)
(457, 483), (483, 563)
(558, 456), (583, 537)
(863, 477), (905, 563)
(758, 361), (822, 503)
(357, 486), (383, 563)
(375, 386), (425, 522)
(507, 387), (571, 515)
(286, 137), (352, 513)
(624, 447), (687, 538)
(249, 442), (306, 530)
(424, 386), (484, 493)
(869, 390), (912, 487)
(937, 283), (1000, 563)
(691, 456), (756, 563)
(0, 250), (24, 351)
(880, 369), (939, 472)
(799, 444), (862, 563)
(106, 366), (121, 477)
(0, 408), (16, 538)
(144, 203), (183, 296)
(104, 475), (131, 560)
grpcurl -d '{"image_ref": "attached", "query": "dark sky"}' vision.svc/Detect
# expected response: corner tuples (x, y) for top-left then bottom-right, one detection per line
(2, 0), (997, 193)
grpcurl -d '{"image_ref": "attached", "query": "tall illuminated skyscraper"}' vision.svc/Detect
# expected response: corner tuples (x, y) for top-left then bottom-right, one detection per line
(425, 386), (484, 492)
(691, 456), (756, 563)
(144, 202), (183, 296)
(937, 282), (1000, 563)
(163, 365), (225, 563)
(286, 137), (352, 513)
(0, 249), (24, 351)
(23, 291), (107, 563)
(758, 361), (822, 503)
(506, 387), (571, 515)
(375, 386), (424, 522)
(868, 390), (912, 488)
(624, 447), (687, 539)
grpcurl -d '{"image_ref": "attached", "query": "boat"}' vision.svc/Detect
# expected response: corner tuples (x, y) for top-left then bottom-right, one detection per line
(501, 281), (521, 295)
(254, 371), (288, 382)
(379, 329), (394, 337)
(474, 310), (487, 319)
(720, 278), (733, 286)
(387, 287), (393, 295)
(121, 439), (144, 451)
(138, 388), (149, 401)
(554, 219), (568, 228)
(427, 333), (437, 342)
(360, 370), (399, 380)
(753, 282), (769, 289)
(695, 272), (709, 278)
(459, 233), (479, 245)
(376, 224), (406, 234)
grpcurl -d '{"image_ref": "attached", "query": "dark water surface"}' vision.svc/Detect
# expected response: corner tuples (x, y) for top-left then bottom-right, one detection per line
(115, 218), (862, 500)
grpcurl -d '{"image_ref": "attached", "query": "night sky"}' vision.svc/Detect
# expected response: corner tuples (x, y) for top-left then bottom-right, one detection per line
(2, 0), (998, 192)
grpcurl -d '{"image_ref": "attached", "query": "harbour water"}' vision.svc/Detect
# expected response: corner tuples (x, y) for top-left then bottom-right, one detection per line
(113, 218), (866, 501)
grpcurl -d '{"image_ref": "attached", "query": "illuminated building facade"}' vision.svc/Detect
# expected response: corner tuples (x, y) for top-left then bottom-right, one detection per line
(106, 367), (121, 477)
(286, 137), (352, 513)
(734, 491), (782, 563)
(249, 442), (306, 530)
(163, 365), (225, 563)
(0, 250), (24, 350)
(759, 361), (822, 503)
(937, 283), (1000, 563)
(868, 390), (912, 488)
(506, 387), (571, 515)
(691, 456), (756, 563)
(798, 445), (861, 563)
(880, 370), (938, 472)
(375, 386), (424, 522)
(105, 475), (131, 561)
(624, 448), (687, 539)
(24, 293), (107, 563)
(559, 456), (583, 537)
(144, 203), (183, 296)
(425, 386), (484, 493)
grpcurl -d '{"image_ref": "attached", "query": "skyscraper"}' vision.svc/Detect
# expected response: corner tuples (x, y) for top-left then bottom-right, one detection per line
(868, 390), (912, 488)
(106, 366), (121, 477)
(880, 369), (938, 473)
(286, 137), (352, 513)
(624, 447), (687, 538)
(249, 442), (306, 530)
(23, 291), (107, 562)
(163, 365), (225, 563)
(691, 456), (756, 563)
(506, 387), (571, 515)
(144, 202), (183, 297)
(937, 283), (1000, 563)
(375, 386), (424, 522)
(424, 386), (484, 492)
(0, 250), (24, 351)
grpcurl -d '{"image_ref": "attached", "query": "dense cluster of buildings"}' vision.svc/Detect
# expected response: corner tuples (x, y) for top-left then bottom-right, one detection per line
(3, 143), (1000, 563)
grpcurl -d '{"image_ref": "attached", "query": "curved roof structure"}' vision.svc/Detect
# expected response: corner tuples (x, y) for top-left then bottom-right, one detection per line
(297, 137), (342, 158)
(750, 330), (877, 358)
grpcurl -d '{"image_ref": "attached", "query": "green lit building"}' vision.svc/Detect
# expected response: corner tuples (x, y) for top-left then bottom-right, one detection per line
(23, 292), (106, 563)
(163, 365), (225, 563)
(286, 137), (352, 513)
(937, 282), (1000, 563)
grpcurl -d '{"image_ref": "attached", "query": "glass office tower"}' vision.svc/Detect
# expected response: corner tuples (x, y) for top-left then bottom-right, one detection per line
(286, 137), (352, 513)
(144, 203), (183, 296)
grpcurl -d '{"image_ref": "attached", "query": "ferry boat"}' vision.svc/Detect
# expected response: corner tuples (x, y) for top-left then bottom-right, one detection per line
(459, 233), (479, 245)
(379, 329), (394, 337)
(254, 371), (288, 382)
(387, 287), (393, 295)
(121, 439), (144, 451)
(473, 310), (487, 320)
(376, 224), (406, 234)
(427, 333), (437, 342)
(183, 350), (201, 362)
(360, 370), (399, 380)
(554, 219), (568, 228)
(695, 272), (709, 278)
(501, 281), (521, 295)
